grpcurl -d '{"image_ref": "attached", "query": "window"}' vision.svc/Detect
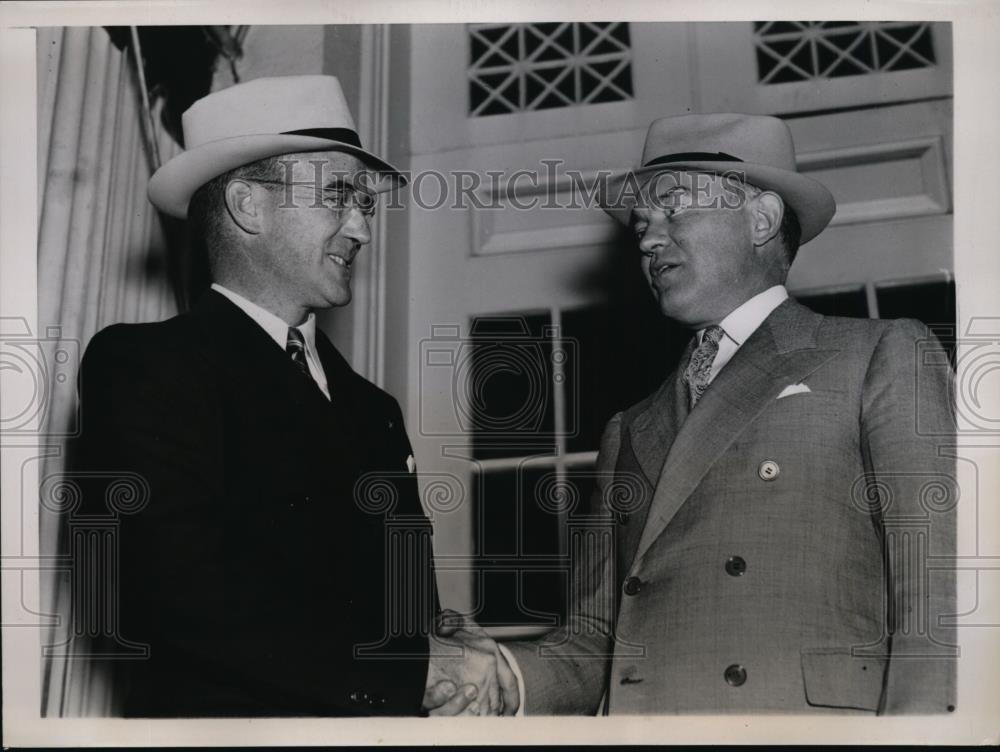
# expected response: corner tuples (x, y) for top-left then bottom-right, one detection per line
(795, 276), (956, 361)
(795, 286), (869, 318)
(467, 304), (681, 626)
(466, 314), (559, 459)
(874, 277), (957, 362)
(755, 21), (937, 84)
(466, 310), (582, 625)
(468, 22), (633, 116)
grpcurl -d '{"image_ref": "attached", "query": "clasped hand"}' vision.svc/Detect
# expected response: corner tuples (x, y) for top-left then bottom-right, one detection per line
(421, 610), (519, 716)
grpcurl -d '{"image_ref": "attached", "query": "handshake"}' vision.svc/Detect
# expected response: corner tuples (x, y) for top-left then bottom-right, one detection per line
(421, 610), (520, 716)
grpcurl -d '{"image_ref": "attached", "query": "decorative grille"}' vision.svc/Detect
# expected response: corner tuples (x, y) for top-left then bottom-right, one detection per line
(754, 22), (936, 84)
(468, 22), (633, 116)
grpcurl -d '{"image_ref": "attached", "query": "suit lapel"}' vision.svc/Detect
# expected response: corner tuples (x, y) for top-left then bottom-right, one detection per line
(191, 290), (299, 392)
(191, 289), (348, 423)
(627, 337), (695, 487)
(314, 329), (354, 400)
(632, 300), (840, 564)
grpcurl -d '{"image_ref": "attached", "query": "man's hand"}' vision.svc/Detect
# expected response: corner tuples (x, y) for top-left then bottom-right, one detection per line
(421, 610), (518, 716)
(422, 679), (480, 716)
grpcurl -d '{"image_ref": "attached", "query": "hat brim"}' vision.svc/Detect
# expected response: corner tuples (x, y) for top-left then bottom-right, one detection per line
(148, 134), (408, 219)
(600, 161), (836, 244)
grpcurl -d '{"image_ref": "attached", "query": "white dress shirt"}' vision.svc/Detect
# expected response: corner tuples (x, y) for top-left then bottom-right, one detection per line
(697, 284), (789, 384)
(211, 283), (331, 400)
(498, 285), (789, 715)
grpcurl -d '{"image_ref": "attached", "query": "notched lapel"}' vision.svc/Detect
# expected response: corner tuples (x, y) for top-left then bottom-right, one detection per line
(193, 291), (301, 400)
(627, 339), (694, 487)
(632, 301), (839, 564)
(314, 331), (353, 401)
(614, 432), (658, 583)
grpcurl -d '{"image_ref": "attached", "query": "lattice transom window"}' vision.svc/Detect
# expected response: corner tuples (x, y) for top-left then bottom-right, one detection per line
(468, 22), (633, 116)
(754, 21), (936, 84)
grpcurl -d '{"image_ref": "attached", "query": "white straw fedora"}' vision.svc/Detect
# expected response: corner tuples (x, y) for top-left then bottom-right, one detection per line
(148, 75), (406, 218)
(600, 113), (836, 243)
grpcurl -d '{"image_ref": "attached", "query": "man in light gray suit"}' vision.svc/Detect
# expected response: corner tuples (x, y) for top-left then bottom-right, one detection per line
(495, 113), (957, 714)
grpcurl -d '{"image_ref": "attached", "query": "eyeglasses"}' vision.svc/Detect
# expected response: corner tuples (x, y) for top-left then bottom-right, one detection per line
(250, 179), (378, 218)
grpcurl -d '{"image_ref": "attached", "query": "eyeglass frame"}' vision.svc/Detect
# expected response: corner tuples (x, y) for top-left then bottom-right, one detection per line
(247, 178), (379, 218)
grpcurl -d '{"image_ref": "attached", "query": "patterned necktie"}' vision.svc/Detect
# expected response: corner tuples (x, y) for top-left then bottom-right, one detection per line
(286, 326), (310, 376)
(684, 325), (725, 408)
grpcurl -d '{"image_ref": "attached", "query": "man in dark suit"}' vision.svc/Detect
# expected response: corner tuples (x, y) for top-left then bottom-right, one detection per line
(76, 75), (508, 717)
(497, 113), (957, 714)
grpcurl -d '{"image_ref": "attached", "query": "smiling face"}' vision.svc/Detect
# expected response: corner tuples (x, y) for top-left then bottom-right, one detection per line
(254, 151), (375, 315)
(631, 171), (776, 329)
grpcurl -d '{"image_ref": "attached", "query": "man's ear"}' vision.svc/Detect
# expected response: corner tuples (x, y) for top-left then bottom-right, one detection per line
(224, 179), (264, 235)
(751, 191), (784, 248)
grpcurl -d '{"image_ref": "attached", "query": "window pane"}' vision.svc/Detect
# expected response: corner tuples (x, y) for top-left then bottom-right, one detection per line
(468, 313), (556, 459)
(560, 306), (609, 453)
(754, 21), (936, 85)
(562, 303), (689, 452)
(876, 279), (956, 362)
(795, 287), (869, 318)
(562, 461), (598, 514)
(476, 468), (518, 557)
(468, 23), (633, 116)
(474, 466), (564, 626)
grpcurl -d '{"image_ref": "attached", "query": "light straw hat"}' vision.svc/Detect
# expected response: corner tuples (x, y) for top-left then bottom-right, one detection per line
(601, 113), (836, 243)
(148, 75), (406, 218)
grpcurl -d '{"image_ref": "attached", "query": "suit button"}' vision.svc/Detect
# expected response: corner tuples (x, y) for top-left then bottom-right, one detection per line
(757, 460), (780, 481)
(725, 556), (747, 576)
(623, 576), (643, 596)
(724, 664), (747, 687)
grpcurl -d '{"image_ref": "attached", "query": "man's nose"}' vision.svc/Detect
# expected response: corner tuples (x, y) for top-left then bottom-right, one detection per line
(341, 207), (372, 246)
(638, 220), (671, 255)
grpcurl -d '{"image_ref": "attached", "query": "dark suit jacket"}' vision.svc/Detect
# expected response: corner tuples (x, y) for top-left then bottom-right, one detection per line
(506, 299), (957, 714)
(75, 290), (435, 717)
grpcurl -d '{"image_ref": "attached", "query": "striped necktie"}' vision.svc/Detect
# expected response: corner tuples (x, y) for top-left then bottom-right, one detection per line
(286, 326), (310, 376)
(684, 325), (725, 408)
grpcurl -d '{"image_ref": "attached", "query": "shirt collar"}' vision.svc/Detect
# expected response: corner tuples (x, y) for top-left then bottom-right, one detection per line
(699, 285), (789, 346)
(210, 283), (319, 355)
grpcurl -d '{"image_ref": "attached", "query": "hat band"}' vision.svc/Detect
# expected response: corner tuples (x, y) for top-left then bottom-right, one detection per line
(281, 127), (363, 149)
(644, 151), (742, 167)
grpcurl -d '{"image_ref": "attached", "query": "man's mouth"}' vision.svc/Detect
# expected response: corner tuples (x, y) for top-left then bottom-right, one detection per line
(327, 254), (352, 269)
(652, 261), (681, 278)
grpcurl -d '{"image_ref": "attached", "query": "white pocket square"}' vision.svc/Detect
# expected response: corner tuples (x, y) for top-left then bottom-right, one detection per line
(777, 383), (811, 399)
(406, 454), (416, 474)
